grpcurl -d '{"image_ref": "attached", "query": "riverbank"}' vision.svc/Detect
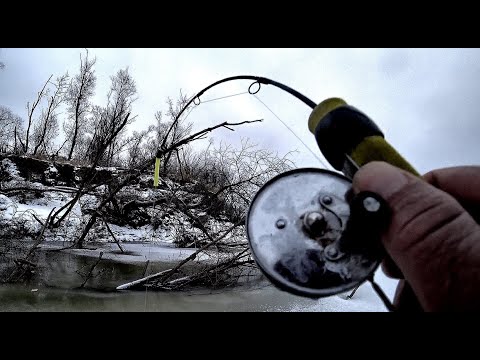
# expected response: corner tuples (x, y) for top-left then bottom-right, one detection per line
(0, 155), (255, 291)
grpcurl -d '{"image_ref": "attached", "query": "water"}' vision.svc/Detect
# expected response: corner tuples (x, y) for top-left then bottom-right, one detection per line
(0, 283), (318, 312)
(0, 277), (394, 312)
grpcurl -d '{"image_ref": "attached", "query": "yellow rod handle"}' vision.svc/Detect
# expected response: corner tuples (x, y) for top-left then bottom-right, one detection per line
(350, 136), (420, 176)
(309, 97), (419, 176)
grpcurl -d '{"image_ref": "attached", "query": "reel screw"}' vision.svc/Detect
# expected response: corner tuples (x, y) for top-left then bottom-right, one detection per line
(321, 195), (333, 205)
(363, 197), (380, 212)
(303, 211), (326, 234)
(326, 246), (338, 258)
(324, 244), (345, 261)
(276, 219), (286, 229)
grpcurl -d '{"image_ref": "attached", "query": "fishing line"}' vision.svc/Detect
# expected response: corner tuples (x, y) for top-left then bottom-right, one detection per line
(185, 85), (330, 169)
(251, 94), (330, 170)
(197, 91), (249, 104)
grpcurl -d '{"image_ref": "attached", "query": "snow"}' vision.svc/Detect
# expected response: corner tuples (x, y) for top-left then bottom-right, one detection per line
(107, 224), (156, 242)
(0, 187), (82, 237)
(16, 202), (56, 218)
(1, 158), (22, 180)
(79, 194), (99, 208)
(286, 271), (398, 312)
(0, 194), (16, 220)
(45, 165), (58, 174)
(16, 192), (82, 218)
(96, 166), (120, 172)
(40, 242), (199, 264)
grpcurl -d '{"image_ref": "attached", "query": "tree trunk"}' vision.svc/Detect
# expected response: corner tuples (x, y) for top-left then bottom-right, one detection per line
(67, 117), (79, 160)
(74, 213), (98, 249)
(25, 75), (52, 154)
(68, 75), (85, 160)
(33, 95), (55, 156)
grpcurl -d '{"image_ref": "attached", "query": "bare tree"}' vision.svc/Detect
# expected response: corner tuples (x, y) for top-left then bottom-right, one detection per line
(65, 50), (96, 160)
(85, 68), (137, 166)
(124, 126), (154, 168)
(140, 91), (193, 174)
(0, 106), (23, 153)
(49, 69), (136, 228)
(123, 98), (192, 172)
(19, 75), (52, 154)
(31, 74), (68, 156)
(161, 93), (193, 171)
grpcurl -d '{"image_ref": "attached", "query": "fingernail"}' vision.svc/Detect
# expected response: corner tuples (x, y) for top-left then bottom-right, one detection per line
(352, 162), (411, 200)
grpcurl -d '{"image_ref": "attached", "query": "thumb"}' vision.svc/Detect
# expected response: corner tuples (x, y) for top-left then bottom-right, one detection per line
(353, 161), (480, 311)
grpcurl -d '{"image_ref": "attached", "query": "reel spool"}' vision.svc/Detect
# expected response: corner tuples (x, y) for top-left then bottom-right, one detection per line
(246, 168), (389, 298)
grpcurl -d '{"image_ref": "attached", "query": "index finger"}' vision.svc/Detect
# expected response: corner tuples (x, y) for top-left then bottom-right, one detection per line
(424, 165), (480, 222)
(424, 166), (480, 203)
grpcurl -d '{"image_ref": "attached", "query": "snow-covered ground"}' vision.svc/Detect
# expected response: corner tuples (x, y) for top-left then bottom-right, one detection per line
(283, 270), (398, 312)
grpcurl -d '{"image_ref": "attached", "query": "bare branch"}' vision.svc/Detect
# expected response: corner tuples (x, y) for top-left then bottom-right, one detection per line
(116, 268), (173, 290)
(99, 212), (124, 253)
(24, 75), (52, 154)
(78, 252), (104, 289)
(154, 218), (244, 285)
(157, 119), (263, 158)
(25, 207), (56, 259)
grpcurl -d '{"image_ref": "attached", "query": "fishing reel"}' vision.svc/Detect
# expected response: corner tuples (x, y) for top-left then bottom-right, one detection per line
(246, 167), (389, 298)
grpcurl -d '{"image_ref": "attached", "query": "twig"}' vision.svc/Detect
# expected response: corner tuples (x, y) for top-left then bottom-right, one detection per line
(142, 260), (150, 278)
(79, 251), (104, 289)
(99, 212), (124, 253)
(158, 119), (263, 157)
(0, 186), (77, 195)
(25, 207), (56, 260)
(14, 258), (37, 267)
(166, 255), (254, 290)
(155, 218), (243, 285)
(30, 212), (45, 227)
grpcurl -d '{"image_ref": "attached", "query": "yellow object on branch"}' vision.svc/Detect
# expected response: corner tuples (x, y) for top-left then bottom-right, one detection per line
(154, 157), (160, 187)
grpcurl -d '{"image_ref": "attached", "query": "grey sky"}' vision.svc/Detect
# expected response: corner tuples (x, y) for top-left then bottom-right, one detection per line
(1, 48), (479, 174)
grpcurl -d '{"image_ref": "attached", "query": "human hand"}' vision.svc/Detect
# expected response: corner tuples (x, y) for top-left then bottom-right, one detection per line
(352, 162), (480, 311)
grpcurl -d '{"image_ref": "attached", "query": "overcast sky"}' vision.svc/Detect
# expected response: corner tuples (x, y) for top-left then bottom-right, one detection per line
(1, 48), (479, 174)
